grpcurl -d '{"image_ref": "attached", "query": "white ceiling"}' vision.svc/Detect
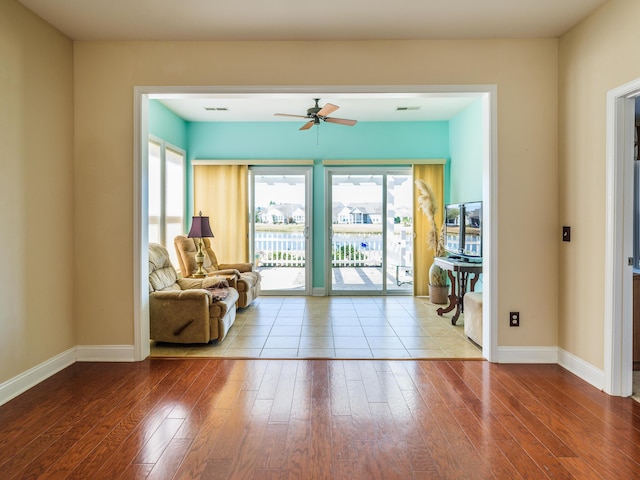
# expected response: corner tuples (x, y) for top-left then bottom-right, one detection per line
(18, 0), (607, 123)
(157, 93), (481, 123)
(19, 0), (606, 42)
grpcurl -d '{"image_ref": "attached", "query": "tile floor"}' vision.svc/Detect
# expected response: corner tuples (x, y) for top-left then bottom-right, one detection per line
(151, 296), (483, 359)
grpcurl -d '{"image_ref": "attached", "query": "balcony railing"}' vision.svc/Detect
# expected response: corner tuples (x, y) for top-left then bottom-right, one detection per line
(255, 231), (393, 268)
(255, 231), (305, 267)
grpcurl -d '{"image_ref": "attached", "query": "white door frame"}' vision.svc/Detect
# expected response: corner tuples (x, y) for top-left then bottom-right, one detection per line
(326, 167), (389, 295)
(604, 79), (638, 396)
(249, 166), (313, 296)
(133, 85), (498, 363)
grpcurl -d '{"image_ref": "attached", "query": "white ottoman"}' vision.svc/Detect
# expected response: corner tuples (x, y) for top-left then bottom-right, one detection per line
(464, 292), (483, 347)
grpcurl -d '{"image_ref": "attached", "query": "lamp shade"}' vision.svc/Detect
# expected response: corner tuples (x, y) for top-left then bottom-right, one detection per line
(187, 212), (214, 238)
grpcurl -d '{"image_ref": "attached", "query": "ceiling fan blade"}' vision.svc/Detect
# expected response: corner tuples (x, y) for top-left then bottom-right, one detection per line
(317, 103), (339, 117)
(299, 120), (314, 131)
(274, 113), (310, 119)
(324, 117), (357, 126)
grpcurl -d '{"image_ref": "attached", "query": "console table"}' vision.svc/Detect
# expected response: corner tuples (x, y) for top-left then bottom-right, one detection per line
(433, 257), (482, 325)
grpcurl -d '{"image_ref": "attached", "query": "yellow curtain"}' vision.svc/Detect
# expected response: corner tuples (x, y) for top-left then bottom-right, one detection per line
(193, 164), (249, 263)
(413, 164), (444, 296)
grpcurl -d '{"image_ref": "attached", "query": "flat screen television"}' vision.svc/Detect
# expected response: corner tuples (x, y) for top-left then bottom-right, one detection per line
(443, 201), (482, 259)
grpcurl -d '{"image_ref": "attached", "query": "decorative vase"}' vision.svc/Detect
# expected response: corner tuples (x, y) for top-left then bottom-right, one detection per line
(429, 284), (449, 304)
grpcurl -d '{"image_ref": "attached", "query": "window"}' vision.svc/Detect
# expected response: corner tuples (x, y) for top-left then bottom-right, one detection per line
(148, 137), (185, 267)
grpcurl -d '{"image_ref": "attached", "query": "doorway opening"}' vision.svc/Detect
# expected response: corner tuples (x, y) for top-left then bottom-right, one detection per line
(327, 168), (414, 295)
(249, 167), (313, 295)
(134, 85), (498, 362)
(605, 79), (640, 396)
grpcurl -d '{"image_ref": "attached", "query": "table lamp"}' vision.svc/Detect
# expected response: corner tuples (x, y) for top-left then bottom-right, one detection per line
(187, 211), (214, 278)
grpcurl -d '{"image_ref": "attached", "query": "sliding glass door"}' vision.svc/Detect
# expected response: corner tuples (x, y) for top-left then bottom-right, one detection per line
(327, 169), (413, 295)
(249, 167), (312, 295)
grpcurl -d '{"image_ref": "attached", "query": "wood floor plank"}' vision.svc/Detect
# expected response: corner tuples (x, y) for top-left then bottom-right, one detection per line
(407, 377), (468, 477)
(328, 361), (351, 416)
(309, 395), (334, 480)
(207, 393), (271, 479)
(256, 360), (284, 401)
(310, 360), (330, 400)
(116, 462), (154, 480)
(447, 406), (523, 480)
(261, 423), (289, 469)
(269, 360), (299, 423)
(172, 361), (234, 440)
(139, 438), (192, 480)
(2, 358), (639, 480)
(194, 388), (261, 465)
(346, 378), (377, 441)
(289, 376), (312, 423)
(330, 414), (359, 461)
(282, 419), (312, 478)
(357, 360), (388, 403)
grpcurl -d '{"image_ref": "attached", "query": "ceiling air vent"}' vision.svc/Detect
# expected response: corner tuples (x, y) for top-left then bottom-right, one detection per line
(204, 107), (229, 111)
(396, 106), (421, 111)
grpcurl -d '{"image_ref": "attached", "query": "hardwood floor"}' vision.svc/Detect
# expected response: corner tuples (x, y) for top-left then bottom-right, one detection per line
(1, 359), (639, 479)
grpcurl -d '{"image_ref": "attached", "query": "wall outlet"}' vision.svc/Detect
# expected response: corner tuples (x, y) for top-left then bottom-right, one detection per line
(510, 312), (520, 327)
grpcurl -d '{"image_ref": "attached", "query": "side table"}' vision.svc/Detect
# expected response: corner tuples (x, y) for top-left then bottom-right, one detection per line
(433, 257), (482, 325)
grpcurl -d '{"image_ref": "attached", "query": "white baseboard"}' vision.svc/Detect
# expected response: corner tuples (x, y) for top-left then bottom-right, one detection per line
(75, 345), (136, 362)
(0, 347), (76, 407)
(557, 348), (604, 391)
(497, 346), (559, 364)
(312, 287), (327, 296)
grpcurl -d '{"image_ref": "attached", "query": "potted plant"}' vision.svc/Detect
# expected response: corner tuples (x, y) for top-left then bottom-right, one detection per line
(415, 179), (449, 304)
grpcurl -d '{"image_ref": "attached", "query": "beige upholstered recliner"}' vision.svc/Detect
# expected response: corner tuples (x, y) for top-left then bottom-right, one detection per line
(174, 235), (260, 308)
(149, 242), (239, 343)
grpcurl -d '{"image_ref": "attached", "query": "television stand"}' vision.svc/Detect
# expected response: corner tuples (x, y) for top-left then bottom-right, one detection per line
(433, 257), (483, 325)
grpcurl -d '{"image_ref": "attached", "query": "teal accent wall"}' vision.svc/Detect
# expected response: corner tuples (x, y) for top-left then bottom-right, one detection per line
(187, 121), (449, 289)
(187, 122), (449, 160)
(149, 100), (187, 150)
(448, 98), (483, 204)
(448, 99), (484, 290)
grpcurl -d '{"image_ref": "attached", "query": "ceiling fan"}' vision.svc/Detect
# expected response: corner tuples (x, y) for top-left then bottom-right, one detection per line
(274, 98), (358, 130)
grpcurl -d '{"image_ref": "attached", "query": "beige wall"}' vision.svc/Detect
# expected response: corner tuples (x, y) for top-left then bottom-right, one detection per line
(0, 0), (74, 383)
(4, 0), (639, 393)
(558, 0), (640, 369)
(73, 39), (560, 349)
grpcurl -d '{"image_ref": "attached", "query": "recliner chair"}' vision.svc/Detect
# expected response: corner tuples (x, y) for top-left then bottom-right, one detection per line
(173, 234), (260, 308)
(149, 242), (239, 343)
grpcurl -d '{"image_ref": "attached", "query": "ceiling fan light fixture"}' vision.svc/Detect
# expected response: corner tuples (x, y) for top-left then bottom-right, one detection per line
(275, 99), (357, 131)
